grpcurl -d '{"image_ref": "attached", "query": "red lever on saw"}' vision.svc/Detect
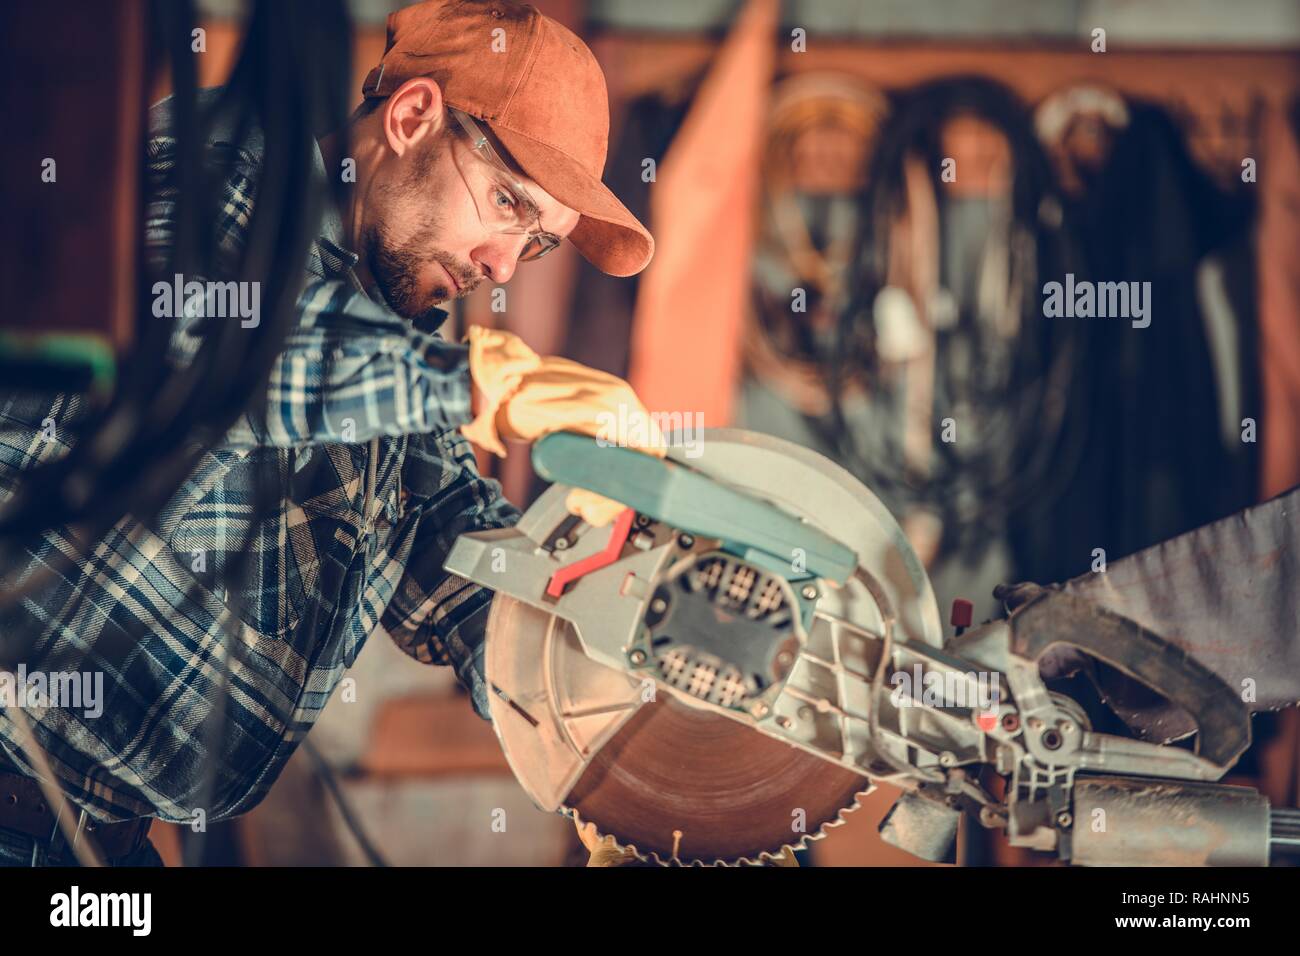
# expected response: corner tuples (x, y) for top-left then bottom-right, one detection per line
(545, 507), (636, 599)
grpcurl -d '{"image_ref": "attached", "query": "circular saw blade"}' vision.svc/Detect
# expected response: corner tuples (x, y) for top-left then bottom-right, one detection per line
(485, 429), (942, 865)
(563, 691), (870, 865)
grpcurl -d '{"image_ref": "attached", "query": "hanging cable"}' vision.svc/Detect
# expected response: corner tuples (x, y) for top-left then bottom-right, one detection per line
(811, 76), (1087, 542)
(0, 0), (352, 866)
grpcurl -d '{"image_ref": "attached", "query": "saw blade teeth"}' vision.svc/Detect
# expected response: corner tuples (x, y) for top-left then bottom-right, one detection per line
(565, 782), (877, 867)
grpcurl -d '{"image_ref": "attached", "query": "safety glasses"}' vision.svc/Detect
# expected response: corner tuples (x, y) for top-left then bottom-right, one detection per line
(448, 107), (563, 262)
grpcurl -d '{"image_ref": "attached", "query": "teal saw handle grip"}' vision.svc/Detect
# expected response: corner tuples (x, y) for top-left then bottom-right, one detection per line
(531, 431), (857, 585)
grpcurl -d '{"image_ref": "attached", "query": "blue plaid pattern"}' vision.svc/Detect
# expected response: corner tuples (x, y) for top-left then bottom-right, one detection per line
(0, 91), (520, 824)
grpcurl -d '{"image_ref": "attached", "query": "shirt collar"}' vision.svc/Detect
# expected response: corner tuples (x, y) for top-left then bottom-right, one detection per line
(311, 234), (360, 279)
(306, 138), (361, 282)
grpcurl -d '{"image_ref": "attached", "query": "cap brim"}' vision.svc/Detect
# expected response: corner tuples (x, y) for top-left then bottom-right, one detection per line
(491, 124), (654, 278)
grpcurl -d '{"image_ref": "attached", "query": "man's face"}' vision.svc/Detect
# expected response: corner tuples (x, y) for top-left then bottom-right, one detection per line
(359, 111), (580, 326)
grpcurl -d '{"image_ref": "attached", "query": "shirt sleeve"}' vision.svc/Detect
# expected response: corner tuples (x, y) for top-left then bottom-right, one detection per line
(218, 278), (475, 448)
(381, 426), (522, 720)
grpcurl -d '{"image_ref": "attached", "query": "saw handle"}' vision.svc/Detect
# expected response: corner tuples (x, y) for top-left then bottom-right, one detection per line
(531, 431), (857, 585)
(1007, 587), (1251, 770)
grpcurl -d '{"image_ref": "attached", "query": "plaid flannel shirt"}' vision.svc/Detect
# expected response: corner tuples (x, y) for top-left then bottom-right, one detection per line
(0, 90), (520, 824)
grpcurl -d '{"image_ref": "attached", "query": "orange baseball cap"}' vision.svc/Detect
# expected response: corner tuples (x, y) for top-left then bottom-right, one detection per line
(361, 0), (654, 277)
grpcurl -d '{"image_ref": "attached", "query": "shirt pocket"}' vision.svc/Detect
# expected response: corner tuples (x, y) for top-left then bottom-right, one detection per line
(165, 445), (365, 642)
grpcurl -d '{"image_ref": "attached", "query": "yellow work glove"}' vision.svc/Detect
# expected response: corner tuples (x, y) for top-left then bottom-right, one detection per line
(461, 326), (667, 526)
(576, 820), (642, 867)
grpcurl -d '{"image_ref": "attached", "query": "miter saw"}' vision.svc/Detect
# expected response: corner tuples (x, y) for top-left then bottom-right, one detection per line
(445, 429), (1299, 866)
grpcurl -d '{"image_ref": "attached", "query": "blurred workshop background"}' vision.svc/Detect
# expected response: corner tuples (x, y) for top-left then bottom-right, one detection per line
(3, 0), (1299, 866)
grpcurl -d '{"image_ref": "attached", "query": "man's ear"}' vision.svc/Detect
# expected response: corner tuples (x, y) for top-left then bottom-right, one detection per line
(380, 77), (447, 158)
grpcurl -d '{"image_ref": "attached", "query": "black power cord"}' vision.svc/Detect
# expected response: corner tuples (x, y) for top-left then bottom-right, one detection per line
(0, 0), (353, 867)
(810, 76), (1088, 544)
(301, 739), (391, 868)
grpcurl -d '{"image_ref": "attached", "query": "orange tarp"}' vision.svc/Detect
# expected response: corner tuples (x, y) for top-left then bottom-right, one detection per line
(1258, 103), (1300, 499)
(627, 0), (778, 427)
